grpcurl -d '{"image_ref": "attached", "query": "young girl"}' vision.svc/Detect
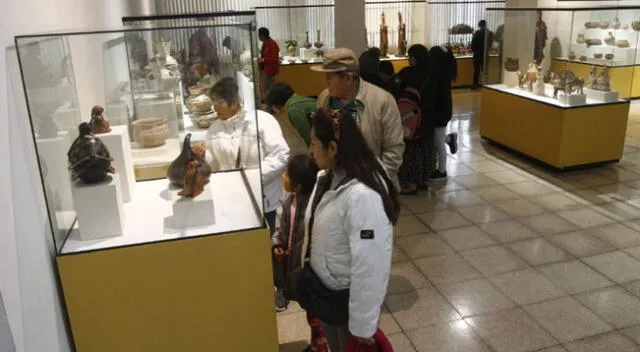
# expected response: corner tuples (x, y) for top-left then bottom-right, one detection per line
(271, 154), (328, 352)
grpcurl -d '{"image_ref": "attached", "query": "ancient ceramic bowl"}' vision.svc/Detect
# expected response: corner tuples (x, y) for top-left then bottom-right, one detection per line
(568, 52), (576, 60)
(186, 85), (213, 113)
(605, 53), (614, 60)
(132, 117), (170, 148)
(616, 40), (630, 48)
(593, 53), (603, 59)
(189, 110), (217, 129)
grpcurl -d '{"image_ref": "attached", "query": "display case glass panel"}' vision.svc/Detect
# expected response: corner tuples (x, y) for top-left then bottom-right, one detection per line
(15, 21), (265, 255)
(365, 1), (426, 58)
(255, 4), (334, 64)
(485, 6), (640, 107)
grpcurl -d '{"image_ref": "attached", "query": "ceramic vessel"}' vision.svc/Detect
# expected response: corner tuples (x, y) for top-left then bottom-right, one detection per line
(576, 33), (586, 44)
(186, 85), (213, 113)
(612, 17), (621, 30)
(285, 40), (298, 56)
(616, 40), (630, 48)
(623, 24), (629, 30)
(533, 71), (546, 96)
(633, 21), (640, 31)
(67, 122), (114, 184)
(568, 52), (576, 60)
(504, 57), (519, 72)
(604, 32), (616, 46)
(586, 39), (602, 46)
(167, 133), (211, 192)
(605, 53), (614, 60)
(303, 31), (312, 49)
(600, 22), (610, 29)
(89, 105), (111, 134)
(314, 29), (324, 49)
(585, 21), (600, 29)
(132, 117), (170, 148)
(551, 70), (584, 99)
(579, 55), (587, 61)
(593, 53), (603, 59)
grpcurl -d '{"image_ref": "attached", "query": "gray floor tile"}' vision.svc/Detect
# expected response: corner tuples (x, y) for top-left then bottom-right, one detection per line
(396, 215), (430, 237)
(584, 251), (640, 284)
(387, 333), (418, 352)
(495, 199), (547, 217)
(437, 225), (497, 251)
(457, 204), (511, 224)
(461, 245), (529, 276)
(465, 308), (557, 352)
(538, 260), (614, 294)
(524, 297), (613, 343)
(557, 208), (616, 229)
(586, 223), (640, 249)
(418, 210), (473, 231)
(621, 325), (640, 345)
(385, 287), (461, 330)
(481, 220), (539, 243)
(406, 321), (491, 352)
(547, 231), (616, 257)
(563, 332), (639, 352)
(575, 286), (640, 329)
(397, 233), (455, 259)
(388, 261), (432, 294)
(507, 238), (572, 266)
(520, 213), (579, 235)
(625, 280), (640, 298)
(440, 278), (516, 317)
(490, 268), (565, 305)
(414, 254), (481, 286)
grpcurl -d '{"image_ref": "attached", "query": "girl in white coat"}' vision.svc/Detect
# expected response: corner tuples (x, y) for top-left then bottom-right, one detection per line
(193, 77), (289, 235)
(305, 108), (400, 351)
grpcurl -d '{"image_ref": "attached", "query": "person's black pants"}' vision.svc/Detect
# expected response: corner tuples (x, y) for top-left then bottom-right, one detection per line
(265, 211), (284, 287)
(473, 57), (483, 87)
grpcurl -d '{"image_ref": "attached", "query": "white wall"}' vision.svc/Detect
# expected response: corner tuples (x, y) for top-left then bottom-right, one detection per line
(0, 1), (129, 351)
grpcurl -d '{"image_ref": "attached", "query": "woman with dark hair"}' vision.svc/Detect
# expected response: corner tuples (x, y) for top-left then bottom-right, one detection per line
(425, 45), (458, 179)
(301, 108), (399, 351)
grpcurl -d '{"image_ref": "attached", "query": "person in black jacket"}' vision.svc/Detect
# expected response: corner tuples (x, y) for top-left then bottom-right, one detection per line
(471, 20), (494, 89)
(424, 45), (458, 179)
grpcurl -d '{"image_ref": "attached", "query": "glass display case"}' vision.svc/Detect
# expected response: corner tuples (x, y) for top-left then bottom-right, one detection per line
(365, 1), (426, 59)
(485, 6), (640, 105)
(255, 4), (335, 64)
(15, 21), (265, 255)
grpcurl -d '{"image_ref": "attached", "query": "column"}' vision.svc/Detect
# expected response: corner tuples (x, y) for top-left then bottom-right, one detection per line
(335, 0), (366, 54)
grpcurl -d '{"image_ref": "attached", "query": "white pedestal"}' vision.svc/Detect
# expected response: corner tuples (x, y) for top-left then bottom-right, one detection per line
(72, 174), (125, 241)
(237, 71), (255, 112)
(558, 93), (587, 106)
(99, 126), (136, 202)
(35, 131), (73, 211)
(167, 185), (215, 228)
(585, 88), (619, 102)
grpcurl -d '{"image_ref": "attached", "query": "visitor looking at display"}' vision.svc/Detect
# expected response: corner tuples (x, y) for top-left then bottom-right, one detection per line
(425, 46), (458, 179)
(471, 19), (494, 89)
(301, 108), (398, 352)
(312, 48), (405, 191)
(191, 77), (289, 232)
(358, 47), (384, 88)
(266, 83), (315, 155)
(270, 154), (328, 350)
(258, 27), (280, 99)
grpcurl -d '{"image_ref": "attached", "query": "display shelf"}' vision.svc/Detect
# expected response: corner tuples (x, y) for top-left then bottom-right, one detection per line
(551, 58), (640, 99)
(484, 84), (626, 108)
(61, 169), (262, 254)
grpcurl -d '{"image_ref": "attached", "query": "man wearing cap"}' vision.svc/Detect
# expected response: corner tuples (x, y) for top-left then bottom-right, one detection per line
(312, 48), (405, 190)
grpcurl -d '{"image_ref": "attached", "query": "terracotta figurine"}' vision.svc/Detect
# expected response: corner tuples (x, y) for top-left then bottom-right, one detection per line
(89, 105), (111, 134)
(397, 12), (407, 57)
(67, 122), (115, 184)
(533, 10), (548, 66)
(380, 12), (389, 57)
(167, 133), (211, 198)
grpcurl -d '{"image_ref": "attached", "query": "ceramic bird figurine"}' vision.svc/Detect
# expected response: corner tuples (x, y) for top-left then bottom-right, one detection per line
(89, 105), (111, 134)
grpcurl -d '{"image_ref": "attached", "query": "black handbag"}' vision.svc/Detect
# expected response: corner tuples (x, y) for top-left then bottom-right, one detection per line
(294, 173), (351, 326)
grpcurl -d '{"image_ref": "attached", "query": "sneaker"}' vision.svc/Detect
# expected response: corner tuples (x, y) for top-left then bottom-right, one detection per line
(430, 170), (447, 179)
(447, 133), (458, 154)
(400, 184), (418, 195)
(275, 288), (288, 312)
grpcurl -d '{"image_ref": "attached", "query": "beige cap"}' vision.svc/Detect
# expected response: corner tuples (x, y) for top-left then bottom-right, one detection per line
(310, 48), (359, 72)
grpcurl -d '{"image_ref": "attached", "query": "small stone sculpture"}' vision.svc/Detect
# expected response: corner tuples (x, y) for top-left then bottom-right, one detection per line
(167, 133), (211, 195)
(67, 122), (115, 184)
(89, 105), (111, 134)
(397, 12), (407, 57)
(551, 71), (584, 99)
(589, 66), (611, 91)
(380, 12), (389, 57)
(533, 70), (546, 96)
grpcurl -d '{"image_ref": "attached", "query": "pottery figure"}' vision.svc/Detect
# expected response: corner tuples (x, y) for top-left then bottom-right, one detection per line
(600, 22), (610, 29)
(633, 21), (640, 31)
(568, 52), (576, 60)
(605, 32), (616, 46)
(67, 122), (115, 184)
(303, 31), (312, 49)
(623, 24), (629, 30)
(551, 70), (584, 99)
(593, 53), (603, 59)
(612, 17), (621, 30)
(585, 21), (600, 29)
(285, 40), (298, 57)
(616, 40), (630, 48)
(605, 53), (614, 60)
(533, 70), (546, 96)
(397, 12), (407, 57)
(579, 55), (587, 61)
(89, 105), (111, 134)
(586, 39), (602, 47)
(590, 66), (611, 91)
(534, 10), (548, 66)
(380, 12), (389, 57)
(576, 33), (586, 44)
(132, 117), (169, 148)
(518, 63), (538, 92)
(167, 133), (211, 195)
(185, 85), (217, 129)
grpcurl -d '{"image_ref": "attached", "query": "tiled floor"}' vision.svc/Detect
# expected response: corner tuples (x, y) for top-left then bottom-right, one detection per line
(277, 90), (640, 351)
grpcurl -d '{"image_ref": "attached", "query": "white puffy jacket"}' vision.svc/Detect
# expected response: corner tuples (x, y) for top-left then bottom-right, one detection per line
(205, 109), (290, 213)
(304, 170), (393, 338)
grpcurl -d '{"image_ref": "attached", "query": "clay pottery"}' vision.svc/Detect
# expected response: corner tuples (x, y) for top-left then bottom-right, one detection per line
(586, 39), (602, 47)
(593, 53), (603, 59)
(285, 40), (298, 56)
(189, 110), (217, 129)
(568, 52), (576, 60)
(600, 22), (610, 29)
(612, 17), (621, 30)
(604, 32), (616, 46)
(616, 40), (630, 48)
(584, 21), (600, 29)
(67, 122), (114, 184)
(633, 21), (640, 31)
(576, 33), (586, 44)
(186, 85), (213, 113)
(178, 157), (212, 198)
(132, 117), (169, 148)
(504, 57), (519, 72)
(89, 105), (111, 134)
(605, 53), (614, 60)
(303, 31), (312, 49)
(623, 24), (629, 30)
(167, 133), (211, 189)
(314, 29), (324, 49)
(579, 55), (587, 61)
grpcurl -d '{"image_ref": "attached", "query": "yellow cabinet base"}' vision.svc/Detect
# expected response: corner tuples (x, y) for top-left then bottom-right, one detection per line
(479, 87), (629, 169)
(57, 228), (278, 352)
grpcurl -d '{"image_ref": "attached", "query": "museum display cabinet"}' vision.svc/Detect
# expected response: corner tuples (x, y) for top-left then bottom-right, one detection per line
(15, 19), (277, 352)
(480, 6), (639, 170)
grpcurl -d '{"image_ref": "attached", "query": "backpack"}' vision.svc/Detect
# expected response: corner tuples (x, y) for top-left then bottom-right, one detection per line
(397, 87), (422, 141)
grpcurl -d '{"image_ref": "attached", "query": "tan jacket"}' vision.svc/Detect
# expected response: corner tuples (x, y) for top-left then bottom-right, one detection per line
(317, 80), (405, 189)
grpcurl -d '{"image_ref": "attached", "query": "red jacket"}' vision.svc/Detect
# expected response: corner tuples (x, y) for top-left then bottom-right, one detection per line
(260, 37), (280, 77)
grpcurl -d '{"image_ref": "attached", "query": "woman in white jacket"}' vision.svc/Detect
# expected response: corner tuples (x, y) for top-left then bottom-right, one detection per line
(304, 107), (400, 351)
(193, 77), (290, 231)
